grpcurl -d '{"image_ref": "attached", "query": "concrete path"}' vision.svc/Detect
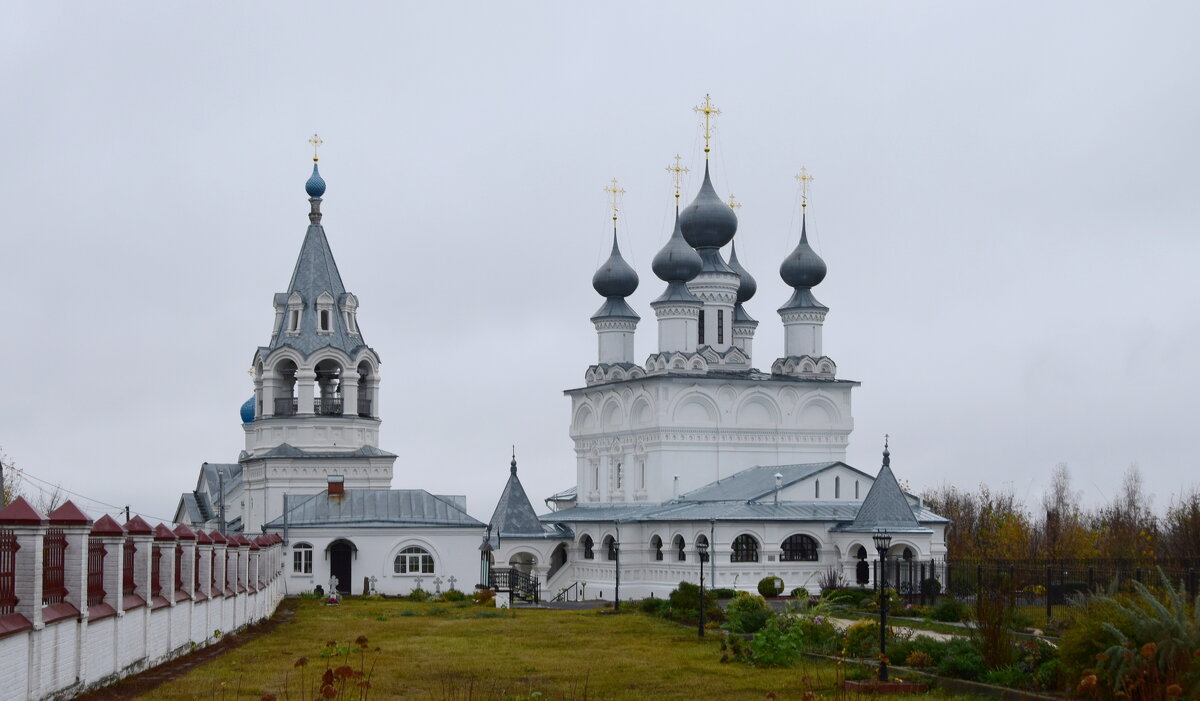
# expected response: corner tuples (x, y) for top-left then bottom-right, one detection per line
(827, 616), (963, 642)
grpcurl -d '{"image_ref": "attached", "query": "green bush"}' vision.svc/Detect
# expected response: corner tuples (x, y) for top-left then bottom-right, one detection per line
(638, 597), (670, 616)
(790, 586), (809, 600)
(710, 587), (737, 599)
(841, 619), (880, 657)
(931, 597), (969, 622)
(749, 615), (804, 667)
(793, 615), (839, 653)
(408, 588), (430, 602)
(981, 665), (1028, 689)
(935, 639), (987, 681)
(668, 581), (701, 612)
(726, 592), (772, 634)
(889, 634), (951, 667)
(1034, 658), (1067, 691)
(757, 576), (784, 598)
(441, 588), (467, 602)
(919, 577), (942, 597)
(821, 587), (872, 605)
(875, 587), (902, 611)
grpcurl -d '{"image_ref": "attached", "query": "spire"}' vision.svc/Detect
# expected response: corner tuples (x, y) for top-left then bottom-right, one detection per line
(489, 453), (545, 537)
(849, 438), (920, 531)
(510, 446), (517, 475)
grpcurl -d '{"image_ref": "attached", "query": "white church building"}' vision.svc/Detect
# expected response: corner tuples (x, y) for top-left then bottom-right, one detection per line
(175, 124), (947, 602)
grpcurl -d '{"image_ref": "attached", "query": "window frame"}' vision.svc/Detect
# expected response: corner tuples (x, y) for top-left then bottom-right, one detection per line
(393, 546), (435, 575)
(292, 543), (313, 574)
(780, 534), (820, 562)
(731, 534), (759, 563)
(581, 535), (594, 560)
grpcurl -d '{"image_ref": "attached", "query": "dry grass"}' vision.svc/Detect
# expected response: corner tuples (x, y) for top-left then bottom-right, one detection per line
(144, 598), (981, 700)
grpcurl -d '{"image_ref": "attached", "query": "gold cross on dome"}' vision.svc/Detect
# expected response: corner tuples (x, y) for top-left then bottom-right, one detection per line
(795, 167), (814, 209)
(728, 194), (741, 210)
(692, 94), (721, 157)
(604, 178), (626, 224)
(665, 155), (689, 204)
(308, 133), (324, 162)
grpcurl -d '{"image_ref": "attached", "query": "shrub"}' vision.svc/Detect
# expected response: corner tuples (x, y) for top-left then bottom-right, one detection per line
(710, 587), (737, 599)
(875, 587), (903, 611)
(1034, 658), (1067, 691)
(749, 615), (804, 667)
(441, 588), (467, 602)
(790, 586), (809, 600)
(931, 597), (969, 622)
(889, 634), (951, 667)
(905, 650), (933, 668)
(818, 567), (844, 591)
(408, 588), (430, 602)
(638, 597), (669, 616)
(669, 581), (701, 612)
(757, 576), (784, 598)
(842, 619), (880, 658)
(919, 577), (942, 597)
(935, 640), (987, 681)
(472, 588), (495, 606)
(793, 615), (839, 653)
(982, 665), (1029, 689)
(821, 587), (872, 606)
(726, 592), (772, 634)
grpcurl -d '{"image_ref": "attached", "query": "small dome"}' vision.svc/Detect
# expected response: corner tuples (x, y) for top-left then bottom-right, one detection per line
(592, 234), (639, 298)
(305, 163), (326, 198)
(239, 396), (256, 424)
(652, 213), (703, 283)
(679, 163), (737, 250)
(780, 218), (826, 289)
(727, 241), (757, 303)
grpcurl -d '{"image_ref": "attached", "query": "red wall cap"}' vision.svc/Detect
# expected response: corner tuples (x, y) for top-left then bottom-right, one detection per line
(194, 529), (212, 545)
(48, 500), (92, 526)
(90, 514), (125, 536)
(153, 523), (177, 542)
(172, 523), (197, 541)
(208, 530), (227, 544)
(123, 515), (153, 535)
(0, 497), (48, 526)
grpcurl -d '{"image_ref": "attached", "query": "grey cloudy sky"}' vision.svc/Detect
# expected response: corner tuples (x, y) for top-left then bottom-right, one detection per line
(3, 2), (1198, 525)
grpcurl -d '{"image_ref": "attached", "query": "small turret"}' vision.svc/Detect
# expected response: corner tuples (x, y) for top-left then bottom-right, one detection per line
(589, 179), (639, 365)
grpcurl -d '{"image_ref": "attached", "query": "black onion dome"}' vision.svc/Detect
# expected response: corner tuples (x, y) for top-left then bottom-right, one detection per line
(727, 241), (757, 303)
(779, 217), (826, 289)
(652, 212), (703, 283)
(679, 163), (737, 250)
(592, 233), (639, 298)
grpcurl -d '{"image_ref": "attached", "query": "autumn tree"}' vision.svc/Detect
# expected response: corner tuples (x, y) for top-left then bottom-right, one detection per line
(922, 483), (1033, 560)
(1092, 463), (1159, 559)
(1031, 463), (1096, 559)
(1160, 486), (1200, 561)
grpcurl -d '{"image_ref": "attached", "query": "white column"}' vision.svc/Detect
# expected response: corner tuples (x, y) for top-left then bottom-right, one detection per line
(296, 369), (316, 415)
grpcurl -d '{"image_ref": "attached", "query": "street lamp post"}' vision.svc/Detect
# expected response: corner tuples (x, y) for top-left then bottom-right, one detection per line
(873, 529), (893, 682)
(697, 538), (709, 637)
(479, 525), (493, 590)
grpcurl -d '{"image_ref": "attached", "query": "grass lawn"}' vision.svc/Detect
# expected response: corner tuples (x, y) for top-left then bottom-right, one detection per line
(144, 598), (986, 700)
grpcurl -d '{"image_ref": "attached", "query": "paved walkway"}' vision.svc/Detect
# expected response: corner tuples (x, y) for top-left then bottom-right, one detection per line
(827, 616), (963, 642)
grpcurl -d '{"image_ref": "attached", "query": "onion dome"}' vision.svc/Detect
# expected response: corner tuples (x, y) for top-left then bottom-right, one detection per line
(239, 396), (256, 424)
(778, 215), (828, 310)
(679, 163), (738, 251)
(305, 163), (326, 198)
(727, 241), (757, 304)
(652, 212), (703, 283)
(592, 233), (639, 298)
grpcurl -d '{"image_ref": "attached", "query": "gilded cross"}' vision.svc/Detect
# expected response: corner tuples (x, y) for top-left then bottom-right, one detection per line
(727, 194), (741, 211)
(665, 155), (689, 205)
(308, 133), (323, 162)
(604, 178), (626, 224)
(795, 167), (814, 209)
(693, 94), (721, 157)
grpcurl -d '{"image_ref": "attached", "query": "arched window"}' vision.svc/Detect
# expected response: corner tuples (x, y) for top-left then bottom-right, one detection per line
(902, 547), (914, 562)
(780, 534), (819, 562)
(651, 535), (663, 561)
(393, 546), (434, 574)
(581, 535), (594, 560)
(603, 535), (617, 561)
(292, 543), (313, 574)
(673, 534), (686, 562)
(835, 476), (841, 499)
(815, 479), (820, 499)
(696, 535), (709, 563)
(731, 534), (759, 563)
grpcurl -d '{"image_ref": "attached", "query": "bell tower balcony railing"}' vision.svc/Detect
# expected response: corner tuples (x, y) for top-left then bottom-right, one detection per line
(314, 397), (343, 416)
(273, 397), (298, 416)
(357, 398), (372, 418)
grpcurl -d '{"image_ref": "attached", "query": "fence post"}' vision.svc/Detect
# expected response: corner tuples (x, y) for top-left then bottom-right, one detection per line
(1045, 566), (1052, 622)
(0, 497), (49, 630)
(174, 524), (197, 601)
(47, 501), (92, 621)
(919, 563), (926, 606)
(90, 515), (125, 615)
(1088, 566), (1094, 593)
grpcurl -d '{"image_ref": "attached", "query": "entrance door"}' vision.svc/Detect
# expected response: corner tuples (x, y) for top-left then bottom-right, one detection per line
(329, 541), (354, 594)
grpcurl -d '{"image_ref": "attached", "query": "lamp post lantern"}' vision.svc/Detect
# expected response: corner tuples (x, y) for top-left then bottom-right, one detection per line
(873, 529), (893, 682)
(697, 538), (710, 637)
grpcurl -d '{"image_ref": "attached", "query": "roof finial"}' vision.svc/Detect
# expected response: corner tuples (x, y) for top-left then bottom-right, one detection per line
(308, 133), (323, 163)
(795, 167), (813, 211)
(510, 445), (517, 475)
(666, 155), (689, 209)
(882, 434), (891, 468)
(604, 178), (625, 227)
(693, 93), (721, 159)
(728, 194), (741, 211)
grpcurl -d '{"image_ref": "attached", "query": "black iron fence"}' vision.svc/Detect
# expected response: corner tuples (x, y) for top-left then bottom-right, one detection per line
(488, 567), (540, 603)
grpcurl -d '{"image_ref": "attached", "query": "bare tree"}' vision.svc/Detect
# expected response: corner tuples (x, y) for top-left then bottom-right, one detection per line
(1092, 463), (1159, 559)
(1033, 463), (1095, 559)
(1161, 486), (1200, 561)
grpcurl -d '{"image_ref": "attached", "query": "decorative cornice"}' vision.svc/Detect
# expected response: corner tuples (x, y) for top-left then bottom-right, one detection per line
(593, 318), (639, 331)
(652, 304), (701, 318)
(780, 309), (828, 324)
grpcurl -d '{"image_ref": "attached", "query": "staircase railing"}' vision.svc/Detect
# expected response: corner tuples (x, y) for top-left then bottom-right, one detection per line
(488, 568), (539, 603)
(551, 582), (579, 603)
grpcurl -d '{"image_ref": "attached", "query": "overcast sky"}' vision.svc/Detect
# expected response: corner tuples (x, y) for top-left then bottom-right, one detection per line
(3, 2), (1198, 526)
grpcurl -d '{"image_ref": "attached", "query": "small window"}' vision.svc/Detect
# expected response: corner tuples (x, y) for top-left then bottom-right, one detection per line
(581, 535), (594, 560)
(732, 534), (759, 563)
(717, 310), (724, 344)
(835, 476), (840, 499)
(603, 535), (617, 561)
(344, 311), (357, 334)
(615, 462), (623, 490)
(780, 534), (819, 562)
(639, 461), (645, 489)
(651, 536), (663, 561)
(320, 309), (331, 332)
(855, 480), (860, 499)
(292, 543), (313, 574)
(815, 479), (820, 499)
(698, 312), (705, 345)
(902, 547), (914, 562)
(288, 310), (301, 333)
(674, 534), (686, 562)
(393, 546), (434, 574)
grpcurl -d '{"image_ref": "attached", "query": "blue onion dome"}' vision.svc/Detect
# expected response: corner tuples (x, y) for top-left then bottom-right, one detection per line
(652, 212), (703, 283)
(727, 241), (757, 303)
(780, 216), (826, 289)
(239, 396), (256, 424)
(305, 162), (326, 198)
(679, 163), (738, 250)
(592, 234), (639, 298)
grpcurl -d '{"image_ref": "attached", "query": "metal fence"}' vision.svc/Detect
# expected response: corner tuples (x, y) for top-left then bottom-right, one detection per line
(0, 529), (18, 614)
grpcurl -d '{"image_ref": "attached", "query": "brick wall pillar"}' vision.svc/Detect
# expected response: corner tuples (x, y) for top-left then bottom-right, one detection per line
(195, 538), (212, 599)
(174, 525), (197, 600)
(226, 542), (241, 594)
(248, 543), (261, 592)
(48, 501), (93, 619)
(209, 532), (227, 597)
(123, 516), (154, 607)
(8, 523), (48, 628)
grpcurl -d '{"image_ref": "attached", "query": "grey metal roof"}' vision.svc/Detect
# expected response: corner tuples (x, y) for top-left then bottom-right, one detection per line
(728, 241), (757, 304)
(592, 233), (639, 299)
(200, 463), (242, 497)
(246, 443), (397, 460)
(263, 489), (484, 529)
(778, 215), (828, 311)
(489, 459), (561, 537)
(591, 296), (640, 322)
(841, 451), (923, 532)
(541, 499), (943, 527)
(677, 462), (849, 502)
(264, 206), (368, 359)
